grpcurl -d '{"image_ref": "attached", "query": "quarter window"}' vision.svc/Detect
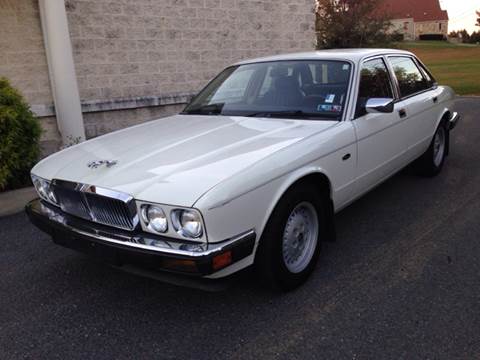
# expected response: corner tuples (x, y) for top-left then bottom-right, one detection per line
(356, 58), (394, 117)
(388, 56), (431, 98)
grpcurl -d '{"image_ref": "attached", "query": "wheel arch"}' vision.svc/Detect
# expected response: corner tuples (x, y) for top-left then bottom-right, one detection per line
(436, 109), (451, 128)
(258, 168), (336, 244)
(436, 109), (451, 156)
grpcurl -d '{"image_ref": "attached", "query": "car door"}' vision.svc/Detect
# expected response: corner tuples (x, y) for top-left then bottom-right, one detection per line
(352, 57), (410, 197)
(386, 56), (440, 161)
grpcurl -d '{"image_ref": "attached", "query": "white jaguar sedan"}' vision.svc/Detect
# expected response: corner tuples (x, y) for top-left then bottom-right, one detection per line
(27, 49), (459, 290)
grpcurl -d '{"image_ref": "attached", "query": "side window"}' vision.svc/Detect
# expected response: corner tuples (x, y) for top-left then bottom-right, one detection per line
(356, 58), (394, 117)
(388, 56), (431, 98)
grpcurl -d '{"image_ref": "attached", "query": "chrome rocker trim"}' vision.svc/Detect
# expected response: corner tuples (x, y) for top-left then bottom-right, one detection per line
(26, 199), (256, 276)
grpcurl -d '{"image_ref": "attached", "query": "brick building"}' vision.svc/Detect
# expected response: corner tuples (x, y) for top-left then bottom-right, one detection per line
(383, 0), (449, 41)
(0, 0), (316, 155)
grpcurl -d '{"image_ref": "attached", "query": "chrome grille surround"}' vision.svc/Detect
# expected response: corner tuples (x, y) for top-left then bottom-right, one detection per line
(51, 179), (139, 231)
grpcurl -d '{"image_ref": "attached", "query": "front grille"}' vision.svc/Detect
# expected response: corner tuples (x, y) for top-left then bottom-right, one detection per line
(52, 180), (138, 231)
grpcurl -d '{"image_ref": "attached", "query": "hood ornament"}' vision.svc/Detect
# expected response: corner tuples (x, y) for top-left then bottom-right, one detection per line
(87, 160), (118, 169)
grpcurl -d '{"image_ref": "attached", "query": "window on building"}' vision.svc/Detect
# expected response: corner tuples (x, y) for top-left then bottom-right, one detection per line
(355, 58), (394, 117)
(388, 56), (431, 98)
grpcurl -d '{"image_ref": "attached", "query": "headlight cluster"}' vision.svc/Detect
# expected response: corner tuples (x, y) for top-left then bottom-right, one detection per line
(141, 205), (168, 233)
(31, 174), (58, 206)
(171, 209), (203, 238)
(140, 204), (204, 239)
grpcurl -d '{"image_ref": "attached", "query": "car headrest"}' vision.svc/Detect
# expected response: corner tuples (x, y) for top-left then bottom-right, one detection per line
(273, 76), (297, 88)
(270, 65), (289, 78)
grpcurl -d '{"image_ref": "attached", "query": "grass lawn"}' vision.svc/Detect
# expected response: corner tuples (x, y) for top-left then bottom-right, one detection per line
(397, 41), (480, 96)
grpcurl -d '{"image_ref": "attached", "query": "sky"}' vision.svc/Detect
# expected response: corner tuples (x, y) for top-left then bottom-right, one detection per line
(439, 0), (480, 33)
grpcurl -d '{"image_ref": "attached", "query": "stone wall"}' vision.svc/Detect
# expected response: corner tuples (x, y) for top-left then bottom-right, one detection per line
(1, 0), (316, 156)
(66, 0), (316, 102)
(415, 20), (449, 38)
(83, 103), (185, 139)
(390, 18), (449, 41)
(0, 0), (52, 105)
(0, 0), (59, 154)
(389, 18), (415, 41)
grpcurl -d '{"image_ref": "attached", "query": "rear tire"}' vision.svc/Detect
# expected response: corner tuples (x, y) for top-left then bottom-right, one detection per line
(416, 120), (448, 177)
(255, 183), (328, 291)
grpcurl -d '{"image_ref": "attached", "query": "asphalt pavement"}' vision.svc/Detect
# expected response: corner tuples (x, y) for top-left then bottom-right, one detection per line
(1, 97), (479, 359)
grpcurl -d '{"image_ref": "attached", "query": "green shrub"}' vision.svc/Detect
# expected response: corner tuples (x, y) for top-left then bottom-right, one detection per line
(0, 77), (42, 191)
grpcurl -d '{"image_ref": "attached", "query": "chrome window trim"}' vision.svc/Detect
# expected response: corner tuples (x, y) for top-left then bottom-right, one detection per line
(382, 55), (402, 100)
(413, 56), (437, 86)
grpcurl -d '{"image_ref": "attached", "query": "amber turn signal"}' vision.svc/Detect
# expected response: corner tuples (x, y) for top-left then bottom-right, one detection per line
(212, 251), (232, 271)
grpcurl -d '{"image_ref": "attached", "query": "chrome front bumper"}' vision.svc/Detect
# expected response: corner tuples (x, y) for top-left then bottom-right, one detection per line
(449, 112), (460, 130)
(26, 199), (256, 276)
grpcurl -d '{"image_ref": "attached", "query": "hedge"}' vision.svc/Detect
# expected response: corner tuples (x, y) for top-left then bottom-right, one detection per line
(0, 77), (42, 191)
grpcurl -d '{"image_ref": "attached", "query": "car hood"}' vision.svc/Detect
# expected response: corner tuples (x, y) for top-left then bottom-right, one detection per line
(33, 115), (337, 206)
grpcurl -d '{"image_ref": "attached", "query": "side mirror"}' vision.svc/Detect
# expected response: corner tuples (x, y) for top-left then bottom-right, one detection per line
(365, 98), (394, 114)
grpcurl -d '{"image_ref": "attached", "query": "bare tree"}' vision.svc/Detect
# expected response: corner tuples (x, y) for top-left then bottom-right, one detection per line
(316, 0), (393, 49)
(476, 10), (480, 27)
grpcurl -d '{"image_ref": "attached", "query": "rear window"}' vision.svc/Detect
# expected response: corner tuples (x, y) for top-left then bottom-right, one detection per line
(388, 56), (431, 98)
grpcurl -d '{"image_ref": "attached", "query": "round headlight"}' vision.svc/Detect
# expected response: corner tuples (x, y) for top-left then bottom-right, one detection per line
(145, 205), (168, 233)
(32, 176), (50, 201)
(31, 175), (59, 206)
(47, 187), (58, 204)
(172, 209), (203, 238)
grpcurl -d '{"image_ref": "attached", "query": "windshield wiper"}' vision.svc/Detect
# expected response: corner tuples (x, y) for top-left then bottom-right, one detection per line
(183, 103), (225, 115)
(246, 110), (334, 119)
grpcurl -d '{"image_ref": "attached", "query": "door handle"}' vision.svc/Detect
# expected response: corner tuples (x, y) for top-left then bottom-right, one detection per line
(432, 96), (438, 103)
(399, 109), (407, 118)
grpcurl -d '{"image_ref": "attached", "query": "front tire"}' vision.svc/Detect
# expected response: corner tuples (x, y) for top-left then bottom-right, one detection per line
(416, 121), (448, 177)
(255, 183), (328, 291)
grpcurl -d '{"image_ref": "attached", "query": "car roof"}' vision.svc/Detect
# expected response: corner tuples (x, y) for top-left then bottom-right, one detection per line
(234, 49), (414, 66)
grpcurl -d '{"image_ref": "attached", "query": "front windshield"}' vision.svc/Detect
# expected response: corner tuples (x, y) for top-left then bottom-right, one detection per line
(183, 60), (352, 121)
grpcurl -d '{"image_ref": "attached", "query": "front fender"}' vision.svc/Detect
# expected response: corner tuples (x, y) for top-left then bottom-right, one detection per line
(259, 167), (332, 235)
(196, 122), (356, 243)
(196, 167), (331, 243)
